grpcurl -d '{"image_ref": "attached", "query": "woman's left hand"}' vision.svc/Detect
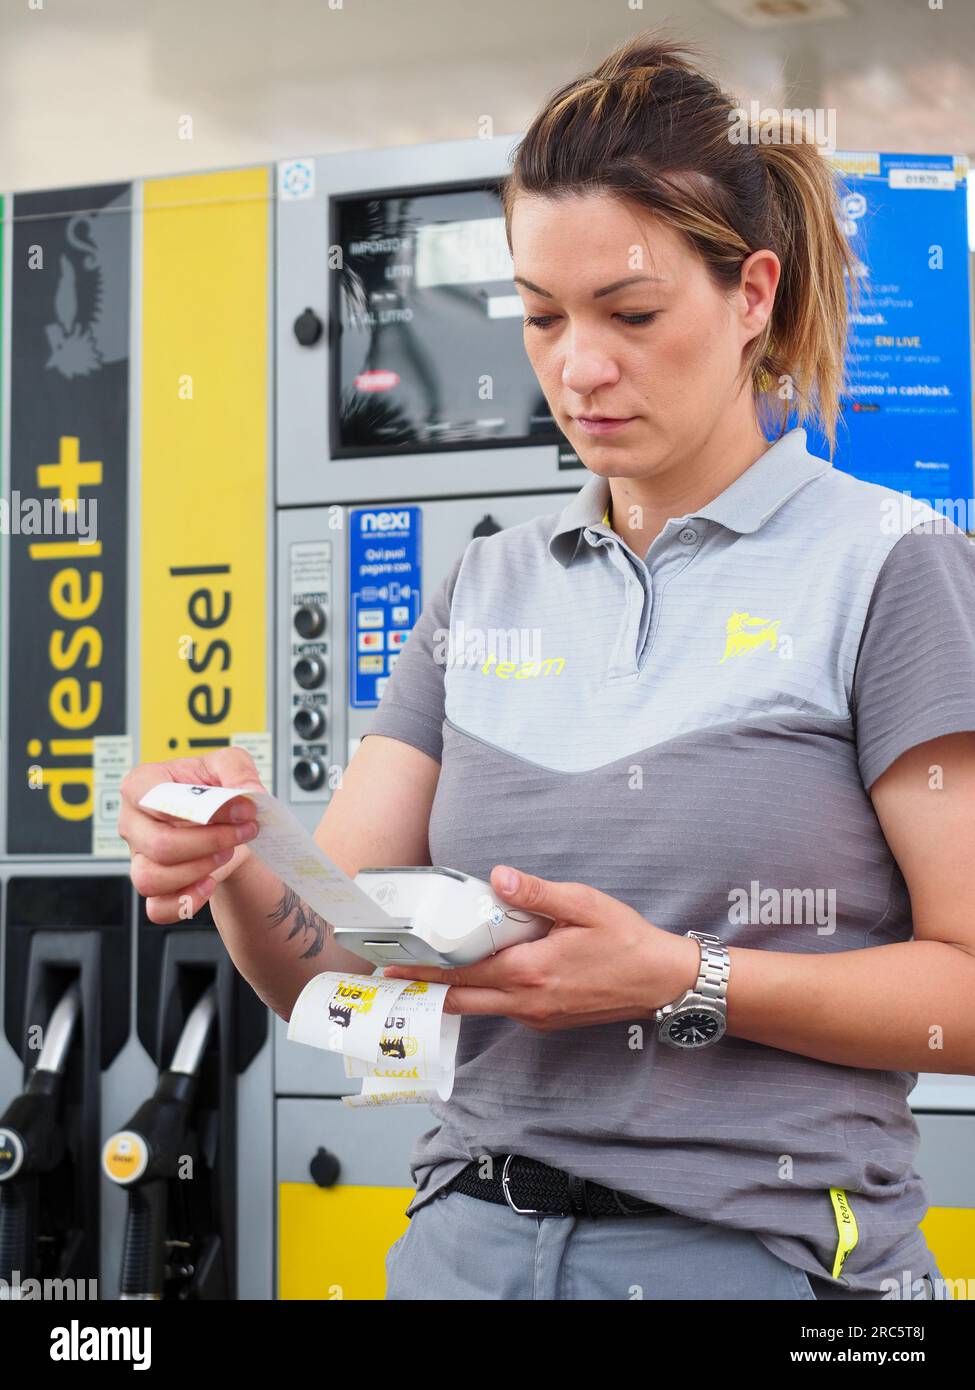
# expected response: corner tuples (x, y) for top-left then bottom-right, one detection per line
(381, 865), (701, 1030)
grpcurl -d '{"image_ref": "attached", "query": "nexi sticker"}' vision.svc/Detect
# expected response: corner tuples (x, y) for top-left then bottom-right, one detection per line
(348, 506), (421, 709)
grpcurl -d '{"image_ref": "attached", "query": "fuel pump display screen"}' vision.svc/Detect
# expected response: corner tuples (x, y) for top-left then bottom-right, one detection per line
(331, 184), (558, 456)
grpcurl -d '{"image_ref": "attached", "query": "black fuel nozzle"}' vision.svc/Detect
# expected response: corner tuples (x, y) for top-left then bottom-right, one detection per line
(104, 985), (217, 1299)
(0, 980), (81, 1289)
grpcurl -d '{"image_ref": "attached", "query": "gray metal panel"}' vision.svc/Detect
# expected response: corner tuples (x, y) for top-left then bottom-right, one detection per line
(275, 135), (576, 506)
(237, 1019), (274, 1299)
(915, 1113), (975, 1207)
(275, 505), (348, 825)
(276, 1095), (433, 1188)
(275, 1011), (356, 1097)
(910, 1073), (975, 1113)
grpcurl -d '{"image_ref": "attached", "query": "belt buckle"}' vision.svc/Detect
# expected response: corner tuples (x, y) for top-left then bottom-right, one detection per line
(501, 1154), (541, 1215)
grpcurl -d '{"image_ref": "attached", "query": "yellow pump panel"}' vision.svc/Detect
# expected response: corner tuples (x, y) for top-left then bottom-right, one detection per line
(921, 1207), (975, 1297)
(278, 1183), (413, 1300)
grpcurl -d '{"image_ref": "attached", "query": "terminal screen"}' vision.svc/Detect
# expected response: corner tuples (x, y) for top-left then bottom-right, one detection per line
(331, 184), (558, 457)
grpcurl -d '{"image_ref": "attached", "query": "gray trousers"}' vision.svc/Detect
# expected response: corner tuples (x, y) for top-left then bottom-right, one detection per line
(385, 1189), (944, 1301)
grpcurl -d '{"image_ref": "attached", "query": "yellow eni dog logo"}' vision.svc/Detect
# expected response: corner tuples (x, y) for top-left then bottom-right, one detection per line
(719, 611), (781, 664)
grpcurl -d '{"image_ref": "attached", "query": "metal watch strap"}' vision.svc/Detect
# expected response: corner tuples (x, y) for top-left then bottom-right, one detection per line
(687, 931), (731, 1002)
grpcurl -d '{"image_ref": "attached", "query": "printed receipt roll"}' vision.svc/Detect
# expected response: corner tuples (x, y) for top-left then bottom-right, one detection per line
(286, 972), (461, 1107)
(138, 780), (461, 1106)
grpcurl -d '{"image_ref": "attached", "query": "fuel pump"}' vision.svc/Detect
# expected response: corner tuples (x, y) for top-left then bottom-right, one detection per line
(0, 874), (130, 1296)
(103, 985), (220, 1299)
(113, 910), (268, 1299)
(0, 982), (81, 1292)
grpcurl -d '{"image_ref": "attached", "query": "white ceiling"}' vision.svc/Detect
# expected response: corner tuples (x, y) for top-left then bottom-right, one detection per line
(0, 0), (972, 195)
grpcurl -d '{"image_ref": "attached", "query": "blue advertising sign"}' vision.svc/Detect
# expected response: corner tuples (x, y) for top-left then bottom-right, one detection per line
(348, 505), (422, 709)
(799, 151), (973, 517)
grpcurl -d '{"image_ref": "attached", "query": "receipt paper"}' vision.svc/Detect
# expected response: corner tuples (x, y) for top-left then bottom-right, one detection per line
(138, 781), (460, 1105)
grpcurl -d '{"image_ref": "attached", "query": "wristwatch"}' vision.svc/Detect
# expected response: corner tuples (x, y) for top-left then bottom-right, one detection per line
(655, 931), (731, 1050)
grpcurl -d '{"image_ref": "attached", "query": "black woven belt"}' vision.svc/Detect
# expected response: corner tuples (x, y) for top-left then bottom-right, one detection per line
(444, 1154), (667, 1218)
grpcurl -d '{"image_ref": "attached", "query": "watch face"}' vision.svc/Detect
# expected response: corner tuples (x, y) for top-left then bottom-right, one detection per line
(664, 1009), (724, 1048)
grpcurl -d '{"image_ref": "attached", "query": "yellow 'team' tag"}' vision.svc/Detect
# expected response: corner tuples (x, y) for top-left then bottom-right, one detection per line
(829, 1187), (859, 1280)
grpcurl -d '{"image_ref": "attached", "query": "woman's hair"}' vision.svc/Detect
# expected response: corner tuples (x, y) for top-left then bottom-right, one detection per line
(501, 29), (859, 458)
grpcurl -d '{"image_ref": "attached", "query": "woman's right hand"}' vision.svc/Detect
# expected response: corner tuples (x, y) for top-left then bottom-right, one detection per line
(118, 747), (266, 923)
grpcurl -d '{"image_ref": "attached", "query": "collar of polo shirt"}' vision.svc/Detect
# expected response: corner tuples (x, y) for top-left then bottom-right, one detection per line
(548, 426), (833, 568)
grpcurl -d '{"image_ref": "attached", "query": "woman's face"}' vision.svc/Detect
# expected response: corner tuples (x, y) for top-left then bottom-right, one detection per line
(510, 192), (773, 480)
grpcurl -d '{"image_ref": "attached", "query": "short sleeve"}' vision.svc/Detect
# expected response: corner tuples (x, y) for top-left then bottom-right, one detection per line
(852, 522), (975, 791)
(360, 553), (464, 764)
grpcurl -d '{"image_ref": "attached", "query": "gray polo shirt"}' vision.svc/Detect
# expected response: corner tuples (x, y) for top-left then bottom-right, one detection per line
(364, 425), (975, 1293)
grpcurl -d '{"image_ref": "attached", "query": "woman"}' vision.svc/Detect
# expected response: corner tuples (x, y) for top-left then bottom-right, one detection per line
(119, 32), (975, 1300)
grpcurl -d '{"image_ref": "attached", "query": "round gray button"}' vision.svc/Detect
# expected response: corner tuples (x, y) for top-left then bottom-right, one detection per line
(678, 527), (699, 544)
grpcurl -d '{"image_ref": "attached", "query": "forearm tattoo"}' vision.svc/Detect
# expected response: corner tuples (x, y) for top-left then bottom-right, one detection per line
(267, 886), (331, 959)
